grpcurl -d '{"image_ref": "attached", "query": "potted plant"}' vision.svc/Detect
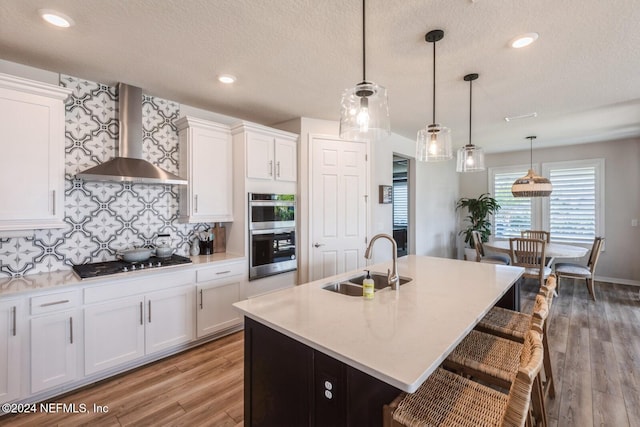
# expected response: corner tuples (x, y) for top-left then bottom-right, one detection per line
(456, 193), (501, 260)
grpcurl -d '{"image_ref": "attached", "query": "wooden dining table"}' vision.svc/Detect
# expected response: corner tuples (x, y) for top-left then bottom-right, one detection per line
(484, 239), (589, 259)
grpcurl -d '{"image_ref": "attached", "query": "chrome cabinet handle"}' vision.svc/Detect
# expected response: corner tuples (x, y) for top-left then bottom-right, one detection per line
(140, 301), (143, 325)
(148, 300), (152, 323)
(194, 195), (198, 213)
(314, 243), (325, 248)
(199, 289), (203, 310)
(40, 299), (69, 307)
(216, 270), (231, 275)
(276, 161), (281, 177)
(269, 160), (273, 176)
(11, 306), (16, 336)
(52, 190), (56, 215)
(69, 317), (73, 344)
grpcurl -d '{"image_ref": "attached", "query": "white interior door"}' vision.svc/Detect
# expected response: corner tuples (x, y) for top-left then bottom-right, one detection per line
(310, 136), (368, 281)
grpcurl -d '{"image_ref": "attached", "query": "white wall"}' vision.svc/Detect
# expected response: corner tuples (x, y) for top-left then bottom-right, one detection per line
(393, 138), (459, 258)
(458, 137), (640, 284)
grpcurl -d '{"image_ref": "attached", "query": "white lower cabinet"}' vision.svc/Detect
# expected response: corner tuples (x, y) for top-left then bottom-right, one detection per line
(197, 278), (241, 338)
(195, 261), (244, 338)
(0, 299), (23, 403)
(84, 285), (194, 376)
(30, 309), (82, 394)
(84, 295), (145, 376)
(145, 286), (195, 354)
(2, 258), (245, 404)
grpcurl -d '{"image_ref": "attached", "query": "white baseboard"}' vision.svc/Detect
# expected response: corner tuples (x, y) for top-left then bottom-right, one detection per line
(595, 276), (640, 287)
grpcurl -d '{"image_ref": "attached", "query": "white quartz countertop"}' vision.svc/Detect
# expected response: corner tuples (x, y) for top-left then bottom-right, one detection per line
(0, 252), (245, 297)
(233, 255), (524, 393)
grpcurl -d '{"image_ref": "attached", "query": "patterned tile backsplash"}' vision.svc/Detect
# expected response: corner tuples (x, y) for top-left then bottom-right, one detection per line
(0, 75), (211, 277)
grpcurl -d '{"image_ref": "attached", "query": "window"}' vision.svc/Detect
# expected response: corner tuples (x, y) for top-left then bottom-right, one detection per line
(489, 166), (532, 239)
(393, 178), (408, 226)
(489, 159), (604, 243)
(542, 159), (604, 244)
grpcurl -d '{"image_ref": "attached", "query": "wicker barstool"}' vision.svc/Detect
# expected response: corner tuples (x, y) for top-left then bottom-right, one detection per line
(384, 330), (544, 427)
(475, 275), (557, 399)
(443, 295), (549, 426)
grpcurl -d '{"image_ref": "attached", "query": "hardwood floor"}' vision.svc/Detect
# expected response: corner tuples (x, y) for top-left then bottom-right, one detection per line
(519, 278), (640, 427)
(1, 333), (245, 427)
(2, 279), (638, 426)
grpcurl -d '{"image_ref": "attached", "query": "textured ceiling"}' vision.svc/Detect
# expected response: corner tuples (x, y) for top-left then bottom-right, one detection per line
(1, 0), (639, 153)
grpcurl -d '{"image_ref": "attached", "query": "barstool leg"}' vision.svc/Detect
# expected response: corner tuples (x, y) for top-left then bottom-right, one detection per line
(542, 332), (555, 399)
(532, 374), (548, 427)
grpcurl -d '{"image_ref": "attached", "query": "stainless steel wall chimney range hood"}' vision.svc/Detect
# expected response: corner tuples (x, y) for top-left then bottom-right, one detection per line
(75, 83), (187, 185)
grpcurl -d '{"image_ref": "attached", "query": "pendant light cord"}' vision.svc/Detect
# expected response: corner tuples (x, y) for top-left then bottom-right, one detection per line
(362, 0), (366, 82)
(468, 78), (472, 146)
(432, 38), (436, 124)
(529, 136), (534, 169)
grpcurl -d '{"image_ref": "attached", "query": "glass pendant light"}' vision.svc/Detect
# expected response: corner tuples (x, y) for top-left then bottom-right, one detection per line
(417, 29), (452, 162)
(339, 0), (390, 141)
(456, 73), (485, 172)
(511, 136), (552, 197)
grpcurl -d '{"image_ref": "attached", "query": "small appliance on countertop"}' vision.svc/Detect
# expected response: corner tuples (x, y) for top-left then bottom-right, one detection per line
(72, 254), (192, 280)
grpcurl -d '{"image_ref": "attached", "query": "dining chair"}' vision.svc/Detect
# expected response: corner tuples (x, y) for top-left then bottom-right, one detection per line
(471, 230), (511, 265)
(510, 237), (552, 290)
(555, 236), (604, 301)
(521, 230), (550, 243)
(521, 230), (552, 266)
(384, 330), (544, 427)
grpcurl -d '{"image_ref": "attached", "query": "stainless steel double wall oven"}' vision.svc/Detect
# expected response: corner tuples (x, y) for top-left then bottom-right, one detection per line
(248, 193), (297, 280)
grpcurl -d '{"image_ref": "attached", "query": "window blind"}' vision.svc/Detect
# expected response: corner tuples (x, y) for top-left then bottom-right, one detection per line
(493, 170), (531, 239)
(548, 166), (596, 243)
(393, 180), (408, 226)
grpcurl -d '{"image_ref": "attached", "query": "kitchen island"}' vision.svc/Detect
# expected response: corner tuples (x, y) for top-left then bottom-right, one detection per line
(233, 255), (524, 426)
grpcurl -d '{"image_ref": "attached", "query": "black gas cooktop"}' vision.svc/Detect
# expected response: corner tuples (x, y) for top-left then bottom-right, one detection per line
(72, 255), (192, 279)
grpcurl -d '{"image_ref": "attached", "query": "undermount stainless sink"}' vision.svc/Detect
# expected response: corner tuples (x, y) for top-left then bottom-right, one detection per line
(322, 282), (365, 297)
(347, 272), (412, 290)
(322, 272), (413, 296)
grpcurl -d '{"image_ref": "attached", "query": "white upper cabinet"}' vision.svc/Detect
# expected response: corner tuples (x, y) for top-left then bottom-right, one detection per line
(274, 138), (297, 182)
(176, 116), (233, 223)
(0, 73), (71, 235)
(237, 123), (298, 182)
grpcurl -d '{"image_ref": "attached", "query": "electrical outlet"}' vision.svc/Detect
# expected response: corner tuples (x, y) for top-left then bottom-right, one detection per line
(632, 219), (638, 227)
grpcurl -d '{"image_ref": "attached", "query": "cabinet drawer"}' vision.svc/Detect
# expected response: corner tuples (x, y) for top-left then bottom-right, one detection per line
(197, 262), (244, 282)
(31, 290), (80, 315)
(84, 270), (196, 304)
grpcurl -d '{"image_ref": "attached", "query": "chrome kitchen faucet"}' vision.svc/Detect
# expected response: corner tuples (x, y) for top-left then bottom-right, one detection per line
(364, 233), (399, 290)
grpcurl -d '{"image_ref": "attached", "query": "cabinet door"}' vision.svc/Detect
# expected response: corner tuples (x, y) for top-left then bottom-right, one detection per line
(196, 277), (242, 338)
(246, 133), (275, 180)
(245, 318), (312, 426)
(84, 296), (145, 376)
(274, 138), (297, 182)
(0, 77), (67, 232)
(145, 286), (195, 355)
(191, 126), (233, 222)
(31, 310), (80, 393)
(0, 299), (22, 403)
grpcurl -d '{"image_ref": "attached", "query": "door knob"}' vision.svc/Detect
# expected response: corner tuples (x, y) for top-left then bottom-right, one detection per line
(314, 243), (325, 248)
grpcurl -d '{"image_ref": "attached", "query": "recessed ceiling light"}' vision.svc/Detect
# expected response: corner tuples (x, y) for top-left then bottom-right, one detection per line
(39, 9), (75, 28)
(218, 74), (236, 84)
(504, 112), (538, 122)
(510, 32), (539, 48)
